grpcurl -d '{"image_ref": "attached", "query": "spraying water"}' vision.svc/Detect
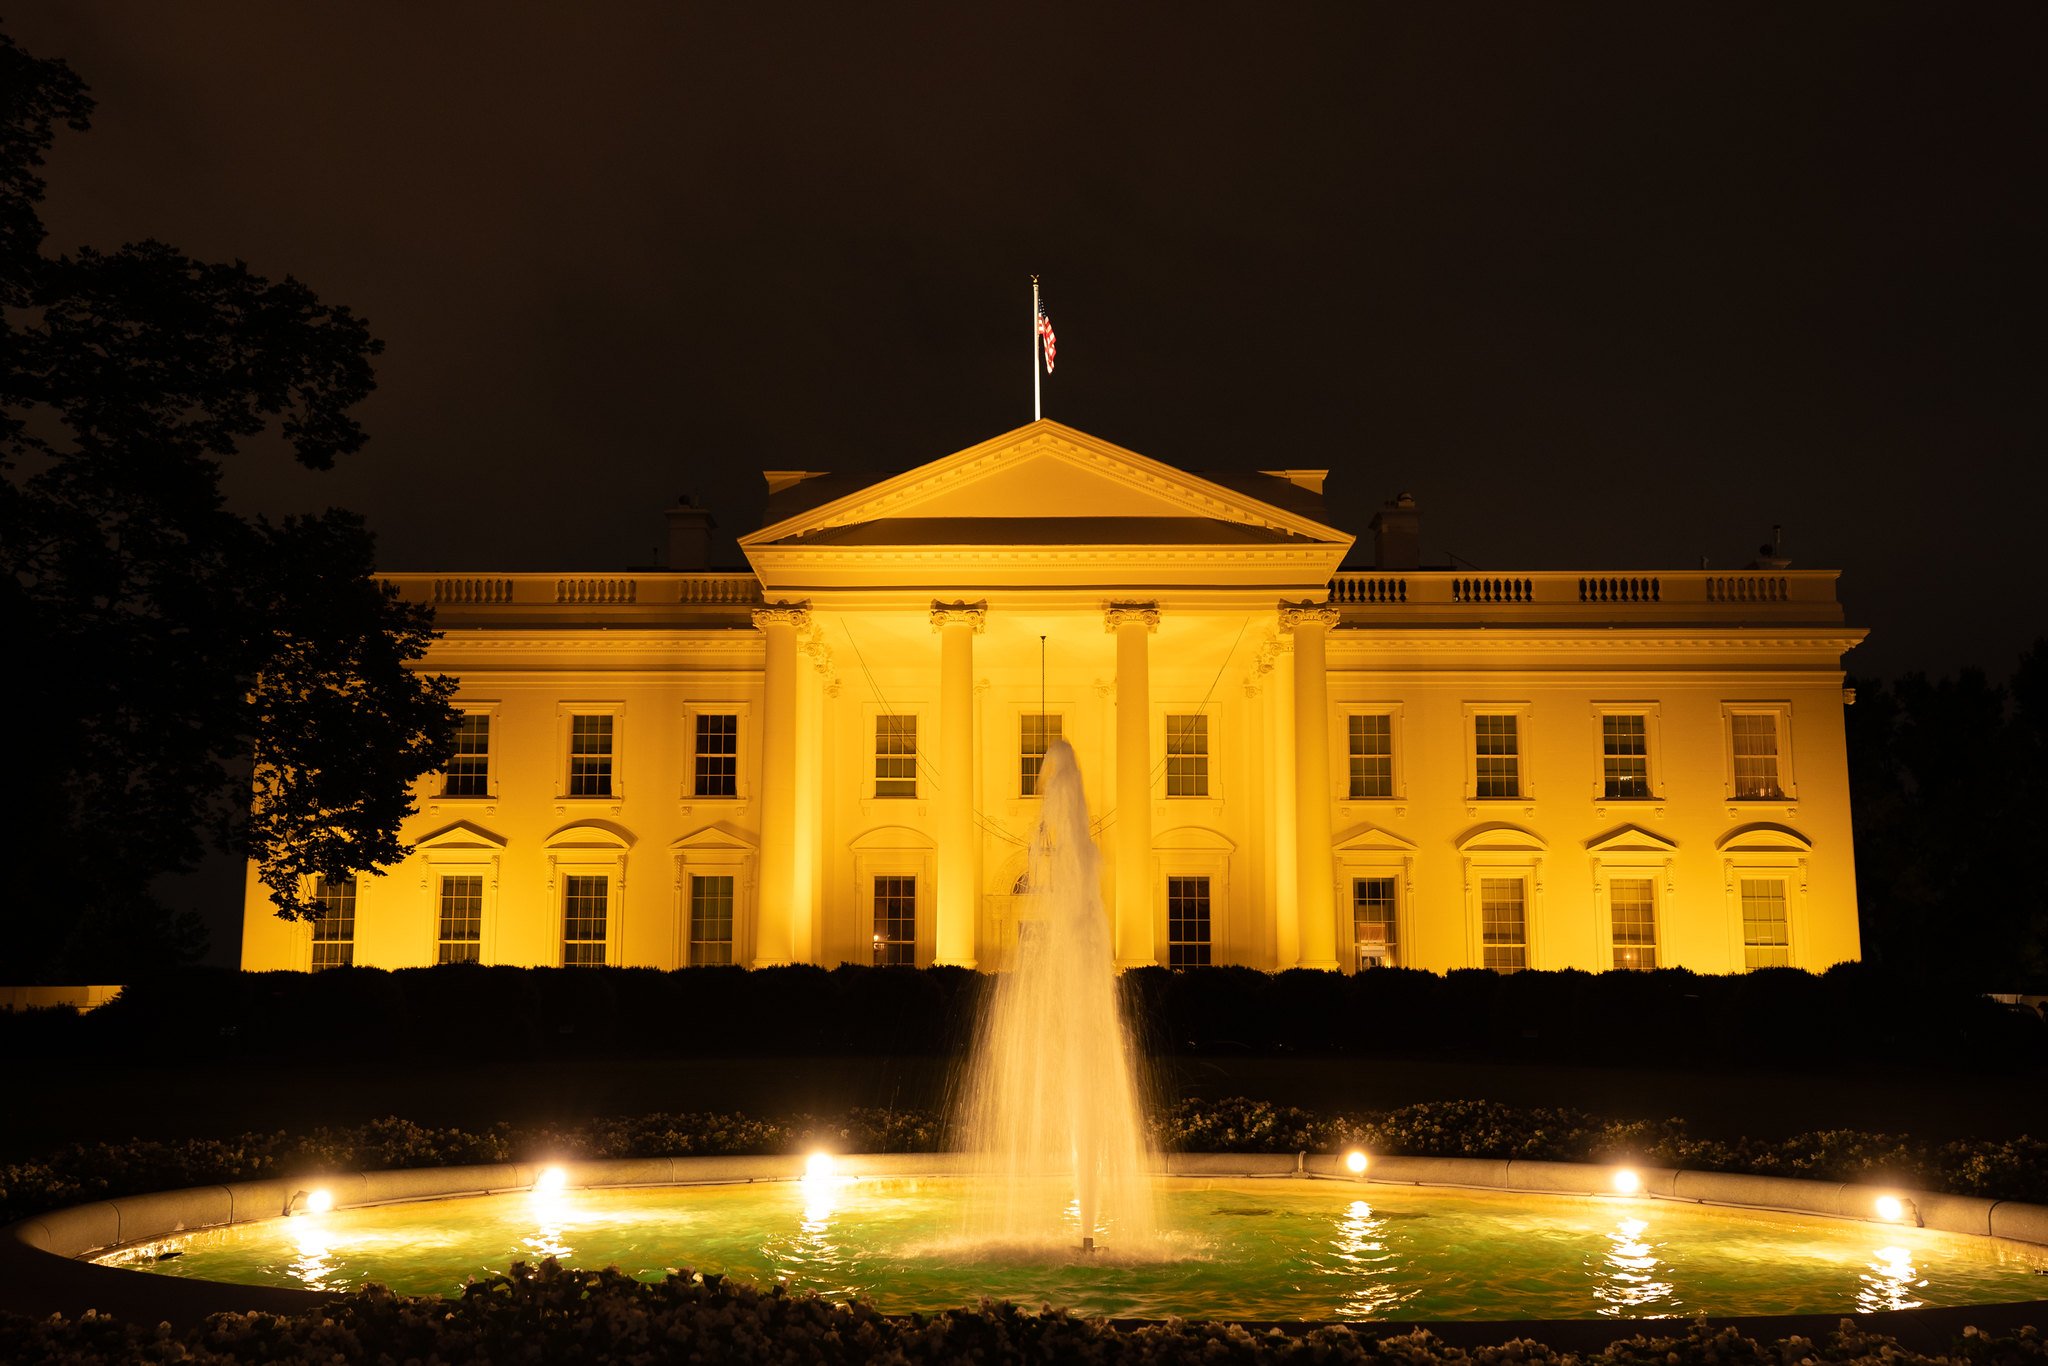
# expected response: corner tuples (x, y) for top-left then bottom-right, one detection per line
(955, 737), (1158, 1250)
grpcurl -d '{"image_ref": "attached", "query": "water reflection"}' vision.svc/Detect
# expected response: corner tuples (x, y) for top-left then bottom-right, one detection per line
(1858, 1245), (1926, 1312)
(1322, 1198), (1407, 1318)
(289, 1216), (340, 1291)
(523, 1190), (574, 1262)
(1593, 1217), (1677, 1316)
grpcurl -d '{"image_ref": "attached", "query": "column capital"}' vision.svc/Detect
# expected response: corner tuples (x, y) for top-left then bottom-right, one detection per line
(930, 599), (988, 633)
(752, 600), (813, 631)
(1277, 600), (1341, 633)
(1104, 601), (1160, 633)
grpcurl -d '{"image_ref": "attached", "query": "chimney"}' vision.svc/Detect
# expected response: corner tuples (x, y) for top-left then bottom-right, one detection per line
(1369, 493), (1421, 570)
(664, 494), (716, 571)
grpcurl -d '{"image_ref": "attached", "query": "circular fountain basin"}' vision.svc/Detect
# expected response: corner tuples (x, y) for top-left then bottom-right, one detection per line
(9, 1154), (2048, 1330)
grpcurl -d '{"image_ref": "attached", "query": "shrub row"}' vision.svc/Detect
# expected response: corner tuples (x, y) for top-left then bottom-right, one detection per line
(9, 960), (2045, 1070)
(7, 1098), (2046, 1227)
(3, 1260), (2045, 1364)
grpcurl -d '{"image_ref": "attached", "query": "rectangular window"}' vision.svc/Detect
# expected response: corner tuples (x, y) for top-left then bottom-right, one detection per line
(1741, 877), (1790, 968)
(436, 875), (482, 964)
(1020, 713), (1063, 796)
(1167, 875), (1212, 968)
(1730, 714), (1784, 799)
(1609, 876), (1658, 969)
(1474, 714), (1520, 799)
(1166, 714), (1209, 797)
(688, 874), (734, 966)
(568, 714), (614, 797)
(562, 874), (608, 966)
(1352, 876), (1398, 968)
(872, 875), (916, 965)
(874, 715), (917, 798)
(693, 713), (739, 798)
(1348, 714), (1394, 799)
(310, 875), (356, 970)
(443, 713), (491, 797)
(1480, 876), (1527, 972)
(1602, 714), (1650, 800)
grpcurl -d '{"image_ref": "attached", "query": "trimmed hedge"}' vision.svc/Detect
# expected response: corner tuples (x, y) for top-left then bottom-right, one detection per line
(8, 961), (2045, 1069)
(7, 1098), (2047, 1228)
(3, 1261), (2045, 1363)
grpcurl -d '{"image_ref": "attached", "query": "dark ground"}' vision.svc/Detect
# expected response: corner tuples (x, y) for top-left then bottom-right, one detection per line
(5, 1054), (2041, 1160)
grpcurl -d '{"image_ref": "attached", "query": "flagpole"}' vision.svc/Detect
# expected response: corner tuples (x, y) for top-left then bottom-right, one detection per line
(1031, 274), (1041, 421)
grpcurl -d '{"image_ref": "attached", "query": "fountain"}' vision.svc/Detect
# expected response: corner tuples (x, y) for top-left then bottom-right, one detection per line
(951, 737), (1158, 1252)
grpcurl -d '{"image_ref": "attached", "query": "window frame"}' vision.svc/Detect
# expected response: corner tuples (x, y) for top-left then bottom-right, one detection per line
(683, 702), (750, 802)
(1018, 711), (1065, 798)
(685, 872), (737, 966)
(1722, 702), (1796, 802)
(1162, 711), (1212, 799)
(434, 871), (487, 965)
(1342, 706), (1403, 803)
(1463, 702), (1534, 802)
(1477, 873), (1531, 974)
(1165, 874), (1214, 969)
(1601, 870), (1662, 970)
(557, 702), (625, 801)
(1349, 873), (1401, 970)
(671, 835), (756, 968)
(440, 704), (499, 800)
(1590, 702), (1661, 803)
(560, 871), (612, 967)
(308, 874), (357, 970)
(1735, 871), (1793, 969)
(870, 873), (919, 965)
(872, 711), (921, 800)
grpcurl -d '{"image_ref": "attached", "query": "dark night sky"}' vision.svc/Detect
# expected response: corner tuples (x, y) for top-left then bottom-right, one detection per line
(11, 3), (2044, 679)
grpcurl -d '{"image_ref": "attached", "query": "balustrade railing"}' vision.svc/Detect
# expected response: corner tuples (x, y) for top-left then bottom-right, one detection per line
(386, 572), (764, 610)
(1327, 569), (1837, 616)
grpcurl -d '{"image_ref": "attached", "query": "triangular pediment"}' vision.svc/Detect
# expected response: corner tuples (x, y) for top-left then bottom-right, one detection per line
(1586, 824), (1678, 855)
(1334, 823), (1418, 853)
(741, 420), (1353, 551)
(416, 820), (508, 852)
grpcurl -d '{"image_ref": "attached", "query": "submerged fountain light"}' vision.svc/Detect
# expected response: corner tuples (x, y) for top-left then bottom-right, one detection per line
(1875, 1194), (1922, 1226)
(805, 1152), (838, 1181)
(1345, 1149), (1370, 1175)
(535, 1165), (568, 1194)
(303, 1188), (333, 1215)
(1613, 1168), (1642, 1194)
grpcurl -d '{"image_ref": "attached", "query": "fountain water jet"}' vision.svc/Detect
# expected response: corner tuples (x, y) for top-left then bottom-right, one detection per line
(954, 738), (1158, 1251)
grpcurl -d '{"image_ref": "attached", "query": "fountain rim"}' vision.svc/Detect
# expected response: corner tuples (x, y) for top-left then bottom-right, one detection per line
(6, 1152), (2046, 1344)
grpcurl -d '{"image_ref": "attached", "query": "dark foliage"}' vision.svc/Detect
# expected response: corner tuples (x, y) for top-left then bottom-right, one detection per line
(0, 31), (458, 979)
(1848, 643), (2048, 991)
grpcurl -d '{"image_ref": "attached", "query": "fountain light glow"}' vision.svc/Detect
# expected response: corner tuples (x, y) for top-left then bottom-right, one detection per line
(303, 1188), (333, 1215)
(1345, 1149), (1370, 1175)
(1612, 1168), (1642, 1194)
(535, 1166), (568, 1194)
(954, 738), (1157, 1251)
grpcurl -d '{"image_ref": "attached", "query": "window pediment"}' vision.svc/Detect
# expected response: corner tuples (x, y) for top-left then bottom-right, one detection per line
(544, 820), (635, 850)
(415, 820), (508, 852)
(1155, 825), (1235, 852)
(1586, 824), (1678, 855)
(1456, 822), (1547, 854)
(849, 824), (935, 852)
(671, 822), (758, 852)
(1334, 823), (1417, 854)
(1716, 822), (1812, 853)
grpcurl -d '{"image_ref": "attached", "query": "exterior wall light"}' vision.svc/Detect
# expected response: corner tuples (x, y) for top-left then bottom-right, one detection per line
(1612, 1168), (1642, 1194)
(1344, 1149), (1369, 1176)
(535, 1165), (568, 1193)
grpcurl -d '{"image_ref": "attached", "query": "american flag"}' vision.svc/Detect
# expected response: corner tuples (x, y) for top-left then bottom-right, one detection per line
(1037, 302), (1057, 374)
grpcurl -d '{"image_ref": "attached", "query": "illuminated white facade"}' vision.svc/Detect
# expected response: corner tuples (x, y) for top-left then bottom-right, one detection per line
(241, 420), (1866, 974)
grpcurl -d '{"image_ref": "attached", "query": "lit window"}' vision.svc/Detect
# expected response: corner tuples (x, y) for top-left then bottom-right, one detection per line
(1602, 715), (1650, 799)
(1480, 877), (1527, 972)
(1166, 715), (1209, 797)
(568, 714), (614, 797)
(443, 713), (491, 797)
(310, 876), (356, 970)
(1020, 713), (1063, 796)
(688, 874), (733, 966)
(1352, 877), (1397, 967)
(1348, 714), (1393, 799)
(437, 875), (482, 964)
(1474, 715), (1520, 799)
(693, 713), (738, 798)
(872, 875), (916, 964)
(1609, 877), (1658, 969)
(1741, 877), (1790, 968)
(874, 716), (917, 798)
(562, 874), (608, 966)
(1730, 714), (1784, 799)
(1168, 876), (1212, 968)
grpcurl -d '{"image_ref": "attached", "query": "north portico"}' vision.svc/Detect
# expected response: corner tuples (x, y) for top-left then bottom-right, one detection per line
(242, 419), (1867, 976)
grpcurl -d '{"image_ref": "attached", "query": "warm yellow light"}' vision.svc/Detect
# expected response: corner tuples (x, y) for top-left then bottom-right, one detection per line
(806, 1152), (838, 1180)
(536, 1165), (568, 1193)
(1344, 1149), (1369, 1175)
(1613, 1168), (1642, 1194)
(1875, 1195), (1905, 1221)
(305, 1188), (334, 1214)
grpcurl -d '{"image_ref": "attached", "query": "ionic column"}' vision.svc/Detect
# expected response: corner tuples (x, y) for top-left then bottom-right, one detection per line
(1281, 601), (1342, 969)
(752, 601), (810, 966)
(1107, 603), (1160, 967)
(932, 600), (987, 968)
